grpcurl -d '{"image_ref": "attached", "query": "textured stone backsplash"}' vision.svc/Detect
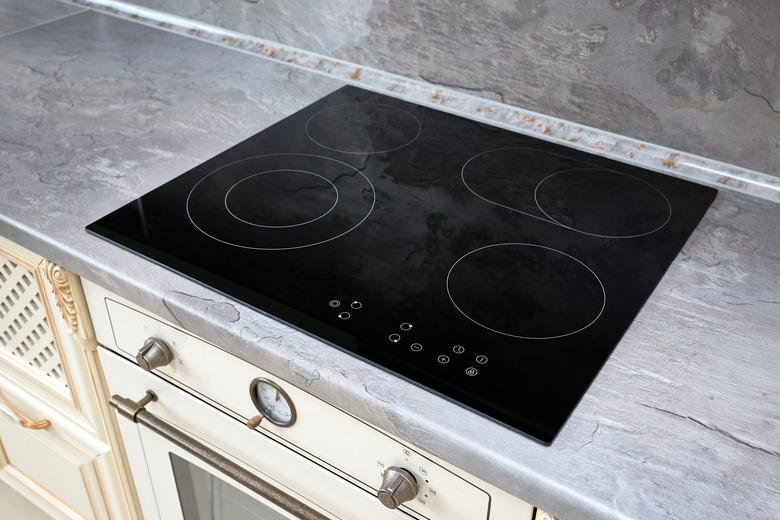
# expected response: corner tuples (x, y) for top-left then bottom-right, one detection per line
(128, 0), (779, 175)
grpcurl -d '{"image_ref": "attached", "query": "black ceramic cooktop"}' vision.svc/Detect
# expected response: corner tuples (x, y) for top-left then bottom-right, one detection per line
(88, 86), (716, 444)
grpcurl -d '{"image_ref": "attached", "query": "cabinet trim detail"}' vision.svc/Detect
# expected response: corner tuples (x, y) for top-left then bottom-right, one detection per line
(44, 261), (80, 336)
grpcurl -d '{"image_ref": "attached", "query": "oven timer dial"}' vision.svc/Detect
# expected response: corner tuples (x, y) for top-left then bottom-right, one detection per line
(377, 466), (419, 509)
(246, 378), (297, 428)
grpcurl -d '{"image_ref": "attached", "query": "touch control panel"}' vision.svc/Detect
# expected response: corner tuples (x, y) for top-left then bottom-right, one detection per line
(327, 298), (364, 321)
(382, 319), (489, 379)
(326, 297), (490, 382)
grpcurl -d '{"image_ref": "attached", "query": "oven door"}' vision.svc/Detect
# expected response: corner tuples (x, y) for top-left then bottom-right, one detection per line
(99, 348), (410, 520)
(140, 429), (311, 520)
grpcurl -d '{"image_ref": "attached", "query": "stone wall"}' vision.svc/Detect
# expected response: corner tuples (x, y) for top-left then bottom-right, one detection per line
(131, 0), (780, 175)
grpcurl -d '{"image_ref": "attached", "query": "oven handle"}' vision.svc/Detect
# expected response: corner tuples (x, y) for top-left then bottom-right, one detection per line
(110, 391), (331, 520)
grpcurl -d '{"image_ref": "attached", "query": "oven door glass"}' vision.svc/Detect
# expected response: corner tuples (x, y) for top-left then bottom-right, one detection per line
(171, 452), (290, 520)
(141, 432), (308, 520)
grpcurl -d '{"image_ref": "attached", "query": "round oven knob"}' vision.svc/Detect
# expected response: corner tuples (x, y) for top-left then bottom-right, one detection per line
(377, 466), (418, 509)
(136, 337), (173, 371)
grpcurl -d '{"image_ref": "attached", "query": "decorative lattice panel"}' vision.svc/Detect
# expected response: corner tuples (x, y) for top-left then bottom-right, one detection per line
(0, 255), (69, 396)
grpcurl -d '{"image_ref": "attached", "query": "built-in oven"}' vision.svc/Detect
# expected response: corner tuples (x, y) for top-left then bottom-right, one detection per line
(102, 349), (418, 520)
(85, 280), (535, 520)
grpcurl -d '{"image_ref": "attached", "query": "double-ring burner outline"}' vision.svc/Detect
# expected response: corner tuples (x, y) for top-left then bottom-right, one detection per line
(186, 153), (375, 251)
(461, 147), (673, 239)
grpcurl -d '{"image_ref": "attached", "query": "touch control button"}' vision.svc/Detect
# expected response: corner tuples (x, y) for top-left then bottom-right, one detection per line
(329, 299), (341, 308)
(351, 301), (363, 309)
(410, 343), (423, 352)
(400, 322), (413, 331)
(338, 312), (351, 320)
(389, 334), (401, 343)
(452, 345), (465, 354)
(437, 354), (450, 364)
(475, 355), (488, 364)
(465, 367), (478, 376)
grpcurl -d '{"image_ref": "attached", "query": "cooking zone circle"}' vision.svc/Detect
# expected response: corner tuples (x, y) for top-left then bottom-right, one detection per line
(533, 168), (672, 238)
(224, 169), (339, 228)
(461, 148), (671, 238)
(305, 102), (422, 154)
(186, 154), (375, 250)
(446, 243), (606, 340)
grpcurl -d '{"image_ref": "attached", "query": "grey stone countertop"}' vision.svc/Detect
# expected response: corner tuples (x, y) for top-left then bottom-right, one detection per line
(0, 8), (778, 520)
(0, 0), (82, 38)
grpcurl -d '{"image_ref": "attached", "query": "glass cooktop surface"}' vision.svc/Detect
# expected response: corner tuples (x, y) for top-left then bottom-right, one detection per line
(87, 86), (717, 444)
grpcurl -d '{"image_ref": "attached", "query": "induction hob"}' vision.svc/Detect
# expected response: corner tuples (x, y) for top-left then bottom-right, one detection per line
(87, 85), (717, 444)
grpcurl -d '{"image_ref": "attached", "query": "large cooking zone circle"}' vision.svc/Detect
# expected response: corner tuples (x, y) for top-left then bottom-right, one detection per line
(305, 102), (422, 154)
(446, 243), (606, 340)
(186, 154), (375, 250)
(461, 148), (672, 239)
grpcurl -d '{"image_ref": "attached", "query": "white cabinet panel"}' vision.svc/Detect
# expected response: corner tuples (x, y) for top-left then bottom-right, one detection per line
(0, 382), (102, 519)
(0, 235), (141, 520)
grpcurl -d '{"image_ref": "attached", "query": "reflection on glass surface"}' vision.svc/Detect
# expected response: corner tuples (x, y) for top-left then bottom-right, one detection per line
(170, 453), (289, 520)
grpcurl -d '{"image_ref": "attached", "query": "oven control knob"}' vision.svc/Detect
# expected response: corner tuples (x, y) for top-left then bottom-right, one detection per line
(136, 337), (173, 371)
(377, 466), (418, 509)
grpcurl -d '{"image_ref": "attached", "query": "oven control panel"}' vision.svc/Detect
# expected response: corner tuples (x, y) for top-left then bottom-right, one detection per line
(100, 296), (492, 520)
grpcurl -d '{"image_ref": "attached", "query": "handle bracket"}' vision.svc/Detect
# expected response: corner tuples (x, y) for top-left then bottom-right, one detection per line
(111, 391), (157, 422)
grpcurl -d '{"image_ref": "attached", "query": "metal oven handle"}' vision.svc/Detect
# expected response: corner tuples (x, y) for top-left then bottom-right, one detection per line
(110, 391), (330, 520)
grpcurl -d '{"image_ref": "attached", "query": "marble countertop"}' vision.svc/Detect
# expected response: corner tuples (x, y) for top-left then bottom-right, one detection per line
(0, 5), (778, 519)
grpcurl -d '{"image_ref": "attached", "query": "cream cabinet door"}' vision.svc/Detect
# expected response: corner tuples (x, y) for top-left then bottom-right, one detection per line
(0, 377), (105, 519)
(0, 235), (140, 519)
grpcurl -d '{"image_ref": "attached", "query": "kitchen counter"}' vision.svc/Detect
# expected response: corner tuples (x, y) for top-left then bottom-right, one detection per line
(1, 6), (778, 519)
